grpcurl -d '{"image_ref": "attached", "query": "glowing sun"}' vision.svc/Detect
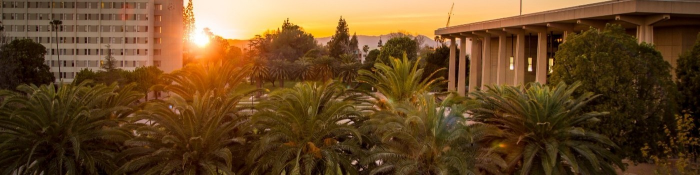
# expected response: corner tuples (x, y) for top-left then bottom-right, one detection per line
(192, 31), (210, 47)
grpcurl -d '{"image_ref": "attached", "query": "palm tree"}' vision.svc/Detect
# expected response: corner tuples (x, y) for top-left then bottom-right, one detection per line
(360, 93), (506, 175)
(267, 59), (292, 87)
(162, 61), (250, 101)
(0, 82), (142, 175)
(470, 82), (625, 175)
(358, 55), (445, 105)
(246, 82), (364, 175)
(116, 91), (248, 174)
(336, 54), (361, 86)
(310, 56), (336, 81)
(293, 57), (314, 81)
(50, 19), (62, 80)
(249, 57), (269, 90)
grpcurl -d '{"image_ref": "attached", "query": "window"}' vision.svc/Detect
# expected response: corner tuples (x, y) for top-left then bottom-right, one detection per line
(155, 4), (162, 10)
(527, 57), (533, 72)
(155, 15), (161, 22)
(154, 49), (162, 55)
(155, 38), (161, 44)
(155, 26), (161, 33)
(154, 60), (161, 67)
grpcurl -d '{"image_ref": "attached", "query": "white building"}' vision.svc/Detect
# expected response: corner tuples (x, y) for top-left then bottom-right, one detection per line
(0, 0), (183, 82)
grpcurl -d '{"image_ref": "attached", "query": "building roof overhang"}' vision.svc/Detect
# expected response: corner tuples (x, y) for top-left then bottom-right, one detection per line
(436, 0), (700, 36)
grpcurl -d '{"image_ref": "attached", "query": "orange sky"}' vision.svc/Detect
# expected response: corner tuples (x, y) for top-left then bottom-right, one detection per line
(191, 0), (607, 40)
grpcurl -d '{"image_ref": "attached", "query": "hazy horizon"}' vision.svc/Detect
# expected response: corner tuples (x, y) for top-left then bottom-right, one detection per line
(190, 0), (607, 40)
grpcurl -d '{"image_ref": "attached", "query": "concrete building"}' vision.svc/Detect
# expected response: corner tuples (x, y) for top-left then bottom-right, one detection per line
(436, 0), (700, 95)
(0, 0), (183, 82)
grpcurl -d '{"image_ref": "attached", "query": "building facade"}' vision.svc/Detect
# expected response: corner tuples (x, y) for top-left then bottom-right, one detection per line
(436, 0), (700, 95)
(0, 0), (183, 82)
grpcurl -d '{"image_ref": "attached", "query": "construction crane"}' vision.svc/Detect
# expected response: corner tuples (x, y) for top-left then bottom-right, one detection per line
(446, 3), (454, 27)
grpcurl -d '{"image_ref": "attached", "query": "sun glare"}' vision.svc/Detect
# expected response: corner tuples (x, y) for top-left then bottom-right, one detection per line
(192, 31), (210, 47)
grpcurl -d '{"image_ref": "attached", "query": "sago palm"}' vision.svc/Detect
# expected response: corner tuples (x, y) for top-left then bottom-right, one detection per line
(246, 82), (364, 175)
(336, 54), (362, 85)
(358, 55), (444, 104)
(0, 82), (142, 175)
(163, 61), (250, 101)
(116, 91), (248, 175)
(470, 82), (625, 175)
(360, 93), (506, 175)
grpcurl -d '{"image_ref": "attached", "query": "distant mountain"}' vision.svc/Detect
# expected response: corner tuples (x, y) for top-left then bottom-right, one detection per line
(316, 35), (440, 52)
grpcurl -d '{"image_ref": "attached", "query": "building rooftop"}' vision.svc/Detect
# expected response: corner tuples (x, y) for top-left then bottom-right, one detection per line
(436, 0), (700, 36)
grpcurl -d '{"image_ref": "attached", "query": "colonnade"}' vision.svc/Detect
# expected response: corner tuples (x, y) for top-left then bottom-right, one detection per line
(445, 18), (664, 96)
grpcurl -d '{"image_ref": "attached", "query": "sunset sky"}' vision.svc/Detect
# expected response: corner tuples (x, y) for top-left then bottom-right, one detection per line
(190, 0), (607, 40)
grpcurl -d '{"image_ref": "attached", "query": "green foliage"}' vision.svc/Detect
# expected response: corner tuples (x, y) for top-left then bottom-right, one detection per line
(549, 24), (677, 162)
(127, 66), (164, 100)
(422, 44), (455, 91)
(183, 0), (195, 44)
(360, 93), (506, 175)
(362, 49), (380, 68)
(378, 36), (418, 63)
(0, 39), (54, 90)
(676, 33), (700, 125)
(116, 91), (247, 175)
(247, 82), (364, 175)
(253, 19), (317, 62)
(336, 54), (362, 85)
(471, 82), (625, 175)
(163, 62), (250, 101)
(350, 32), (359, 56)
(358, 55), (444, 104)
(327, 16), (352, 58)
(249, 19), (317, 86)
(102, 44), (117, 72)
(267, 59), (293, 87)
(249, 57), (269, 89)
(642, 113), (700, 175)
(73, 68), (98, 85)
(0, 82), (142, 174)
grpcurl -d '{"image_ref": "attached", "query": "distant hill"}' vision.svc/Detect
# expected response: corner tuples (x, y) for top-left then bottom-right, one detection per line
(225, 34), (443, 52)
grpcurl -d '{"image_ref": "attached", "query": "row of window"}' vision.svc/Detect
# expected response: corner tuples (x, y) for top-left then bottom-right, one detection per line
(47, 60), (149, 68)
(14, 36), (161, 44)
(2, 2), (150, 10)
(44, 48), (163, 56)
(2, 13), (160, 21)
(4, 25), (155, 33)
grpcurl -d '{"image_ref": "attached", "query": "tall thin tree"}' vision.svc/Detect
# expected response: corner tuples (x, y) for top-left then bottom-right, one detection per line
(50, 20), (62, 80)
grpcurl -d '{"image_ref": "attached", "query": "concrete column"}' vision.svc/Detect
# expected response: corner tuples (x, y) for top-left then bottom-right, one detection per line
(474, 32), (492, 89)
(514, 33), (526, 85)
(468, 39), (481, 93)
(616, 14), (668, 44)
(563, 30), (572, 42)
(448, 37), (457, 92)
(637, 25), (653, 44)
(457, 36), (467, 95)
(496, 34), (508, 85)
(536, 32), (547, 84)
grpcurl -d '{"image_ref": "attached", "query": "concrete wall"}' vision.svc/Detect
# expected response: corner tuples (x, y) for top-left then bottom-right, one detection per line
(654, 26), (700, 73)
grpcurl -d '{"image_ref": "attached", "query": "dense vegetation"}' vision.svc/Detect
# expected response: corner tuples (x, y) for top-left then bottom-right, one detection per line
(550, 24), (677, 162)
(1, 16), (699, 174)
